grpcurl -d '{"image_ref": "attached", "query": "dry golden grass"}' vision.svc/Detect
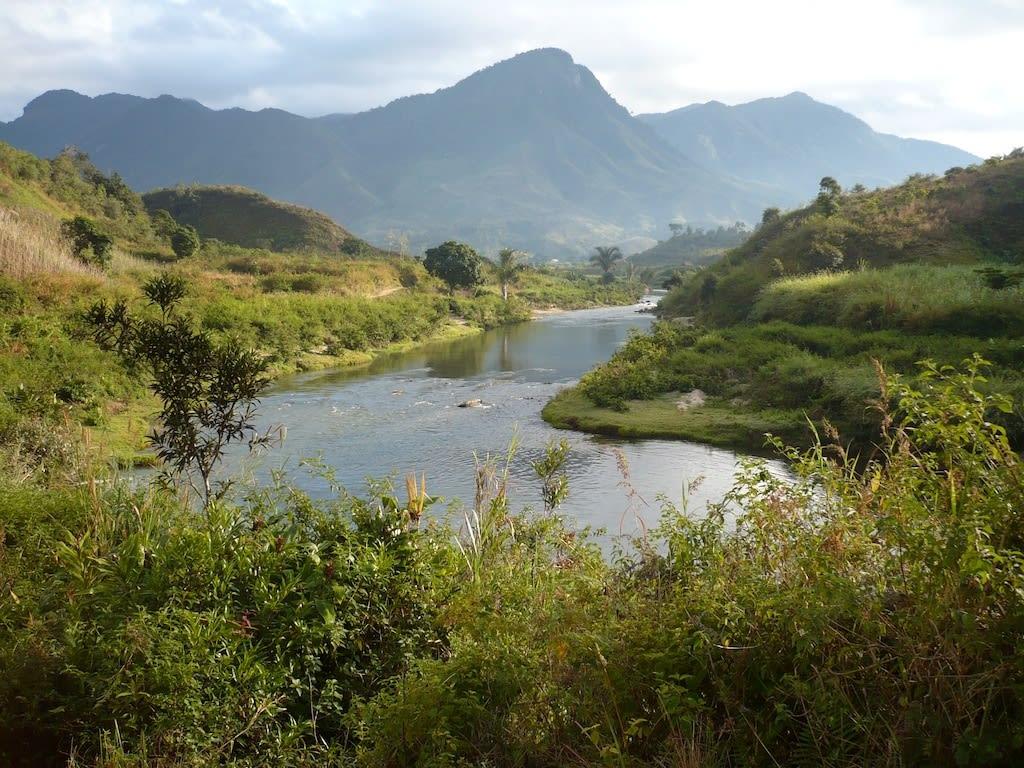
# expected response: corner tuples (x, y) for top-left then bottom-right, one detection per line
(0, 206), (96, 279)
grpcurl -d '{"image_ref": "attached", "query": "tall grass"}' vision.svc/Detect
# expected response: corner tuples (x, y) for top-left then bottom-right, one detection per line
(0, 207), (95, 278)
(752, 264), (1024, 334)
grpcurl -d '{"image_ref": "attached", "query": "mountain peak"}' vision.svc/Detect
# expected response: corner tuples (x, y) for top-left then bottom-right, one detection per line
(23, 89), (89, 113)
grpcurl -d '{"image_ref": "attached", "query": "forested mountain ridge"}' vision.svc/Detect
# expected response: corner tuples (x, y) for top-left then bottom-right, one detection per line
(0, 49), (978, 259)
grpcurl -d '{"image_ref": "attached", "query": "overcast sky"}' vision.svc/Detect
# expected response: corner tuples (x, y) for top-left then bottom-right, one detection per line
(2, 0), (1021, 157)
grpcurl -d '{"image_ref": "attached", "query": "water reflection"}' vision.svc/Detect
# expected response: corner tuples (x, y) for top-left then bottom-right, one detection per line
(225, 304), (787, 535)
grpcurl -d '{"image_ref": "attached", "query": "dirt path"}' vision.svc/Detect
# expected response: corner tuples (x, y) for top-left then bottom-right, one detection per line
(368, 285), (406, 299)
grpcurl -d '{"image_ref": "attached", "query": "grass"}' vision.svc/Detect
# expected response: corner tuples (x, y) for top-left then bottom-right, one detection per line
(0, 207), (96, 278)
(543, 389), (803, 449)
(546, 320), (1024, 450)
(752, 264), (1024, 334)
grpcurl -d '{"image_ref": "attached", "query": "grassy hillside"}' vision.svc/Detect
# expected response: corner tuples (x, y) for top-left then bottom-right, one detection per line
(143, 185), (376, 254)
(546, 152), (1024, 449)
(660, 154), (1024, 323)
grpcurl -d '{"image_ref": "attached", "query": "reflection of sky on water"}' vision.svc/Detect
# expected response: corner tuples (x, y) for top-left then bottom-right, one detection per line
(222, 304), (788, 535)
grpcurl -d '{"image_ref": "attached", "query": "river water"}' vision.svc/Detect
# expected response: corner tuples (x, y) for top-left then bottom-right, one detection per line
(227, 303), (783, 535)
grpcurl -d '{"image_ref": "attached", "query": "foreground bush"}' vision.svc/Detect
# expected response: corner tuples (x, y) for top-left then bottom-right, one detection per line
(2, 360), (1024, 766)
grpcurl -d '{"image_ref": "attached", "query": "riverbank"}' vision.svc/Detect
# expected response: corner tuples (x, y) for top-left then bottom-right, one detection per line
(542, 388), (805, 452)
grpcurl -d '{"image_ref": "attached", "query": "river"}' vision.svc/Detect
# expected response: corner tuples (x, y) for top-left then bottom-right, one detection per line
(226, 303), (784, 535)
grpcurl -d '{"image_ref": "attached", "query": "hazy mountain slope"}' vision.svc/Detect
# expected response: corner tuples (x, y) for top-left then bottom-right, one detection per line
(0, 90), (379, 220)
(0, 50), (765, 257)
(316, 48), (764, 254)
(639, 92), (980, 205)
(142, 185), (368, 254)
(0, 51), (981, 258)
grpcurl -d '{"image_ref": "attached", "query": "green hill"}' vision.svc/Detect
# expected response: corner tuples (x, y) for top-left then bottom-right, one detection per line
(630, 222), (750, 269)
(546, 151), (1024, 449)
(660, 154), (1024, 324)
(143, 185), (375, 255)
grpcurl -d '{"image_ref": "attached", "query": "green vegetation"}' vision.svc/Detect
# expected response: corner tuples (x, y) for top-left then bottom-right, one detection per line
(630, 221), (750, 270)
(423, 240), (485, 291)
(4, 359), (1024, 766)
(494, 247), (525, 300)
(61, 215), (114, 267)
(143, 185), (369, 254)
(3, 111), (1024, 768)
(0, 141), (641, 472)
(590, 244), (624, 283)
(551, 153), (1024, 450)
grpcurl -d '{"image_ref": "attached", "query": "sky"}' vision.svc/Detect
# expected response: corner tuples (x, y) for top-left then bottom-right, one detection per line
(1, 0), (1022, 157)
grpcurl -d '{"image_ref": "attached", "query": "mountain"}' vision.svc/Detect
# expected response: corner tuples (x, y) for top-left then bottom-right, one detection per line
(0, 50), (980, 258)
(638, 92), (979, 206)
(0, 50), (766, 258)
(143, 185), (364, 254)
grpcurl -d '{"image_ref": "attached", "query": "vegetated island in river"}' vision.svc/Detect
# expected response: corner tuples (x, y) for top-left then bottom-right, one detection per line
(0, 141), (643, 468)
(545, 151), (1024, 452)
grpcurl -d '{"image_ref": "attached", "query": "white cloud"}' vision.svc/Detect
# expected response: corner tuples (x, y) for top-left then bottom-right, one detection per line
(0, 0), (1020, 156)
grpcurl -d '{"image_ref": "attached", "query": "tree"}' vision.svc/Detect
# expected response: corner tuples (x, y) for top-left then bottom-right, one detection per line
(61, 215), (113, 268)
(819, 176), (842, 197)
(817, 176), (842, 217)
(85, 275), (274, 506)
(590, 245), (623, 283)
(170, 225), (201, 260)
(151, 209), (177, 239)
(423, 241), (484, 292)
(668, 222), (685, 238)
(699, 273), (718, 303)
(761, 207), (781, 226)
(493, 247), (525, 300)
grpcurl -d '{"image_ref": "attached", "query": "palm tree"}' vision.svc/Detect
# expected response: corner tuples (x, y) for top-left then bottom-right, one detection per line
(494, 247), (525, 300)
(590, 245), (623, 283)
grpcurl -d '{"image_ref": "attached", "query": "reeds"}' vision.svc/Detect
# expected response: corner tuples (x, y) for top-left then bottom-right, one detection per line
(0, 206), (96, 278)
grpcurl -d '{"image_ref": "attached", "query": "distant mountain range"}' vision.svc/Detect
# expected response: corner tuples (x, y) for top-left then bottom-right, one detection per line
(637, 92), (978, 203)
(0, 48), (979, 258)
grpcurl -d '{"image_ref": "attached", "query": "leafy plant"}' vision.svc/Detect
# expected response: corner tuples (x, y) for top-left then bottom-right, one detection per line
(61, 215), (113, 268)
(170, 225), (201, 260)
(423, 240), (484, 292)
(84, 275), (274, 504)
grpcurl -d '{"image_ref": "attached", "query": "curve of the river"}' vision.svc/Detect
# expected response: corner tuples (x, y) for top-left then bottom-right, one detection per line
(226, 303), (785, 535)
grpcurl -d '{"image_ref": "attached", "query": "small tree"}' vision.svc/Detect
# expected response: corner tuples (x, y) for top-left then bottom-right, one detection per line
(62, 215), (113, 268)
(170, 225), (201, 260)
(590, 245), (623, 283)
(423, 241), (484, 292)
(699, 273), (718, 303)
(819, 176), (842, 197)
(817, 176), (842, 216)
(493, 247), (525, 301)
(85, 275), (274, 506)
(668, 222), (685, 238)
(151, 209), (178, 239)
(761, 207), (781, 226)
